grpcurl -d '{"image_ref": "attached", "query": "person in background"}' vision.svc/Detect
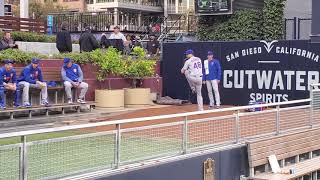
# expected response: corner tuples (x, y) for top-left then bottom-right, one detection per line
(203, 51), (221, 109)
(18, 58), (49, 107)
(108, 26), (126, 42)
(56, 22), (72, 53)
(0, 60), (21, 109)
(100, 33), (108, 49)
(61, 58), (88, 104)
(146, 34), (159, 56)
(132, 35), (142, 48)
(0, 31), (18, 51)
(123, 35), (132, 55)
(79, 26), (100, 52)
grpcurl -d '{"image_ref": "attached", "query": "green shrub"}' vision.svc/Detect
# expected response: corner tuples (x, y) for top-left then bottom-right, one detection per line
(197, 9), (262, 41)
(0, 49), (47, 64)
(91, 48), (127, 81)
(125, 60), (155, 78)
(0, 31), (56, 43)
(53, 52), (91, 64)
(262, 0), (286, 40)
(197, 0), (286, 41)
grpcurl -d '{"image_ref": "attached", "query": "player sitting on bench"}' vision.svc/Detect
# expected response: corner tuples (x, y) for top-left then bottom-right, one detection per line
(0, 59), (21, 109)
(61, 58), (88, 104)
(18, 58), (50, 107)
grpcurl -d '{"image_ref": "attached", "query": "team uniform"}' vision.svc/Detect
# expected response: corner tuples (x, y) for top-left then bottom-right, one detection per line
(61, 58), (88, 104)
(203, 55), (222, 108)
(18, 59), (49, 107)
(0, 63), (21, 108)
(182, 54), (204, 111)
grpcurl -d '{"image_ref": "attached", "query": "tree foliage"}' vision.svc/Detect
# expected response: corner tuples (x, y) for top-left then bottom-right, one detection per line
(197, 0), (286, 41)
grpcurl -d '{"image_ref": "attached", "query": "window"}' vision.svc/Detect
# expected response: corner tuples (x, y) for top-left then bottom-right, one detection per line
(254, 165), (266, 175)
(313, 149), (320, 158)
(63, 0), (79, 2)
(284, 156), (296, 166)
(299, 152), (310, 162)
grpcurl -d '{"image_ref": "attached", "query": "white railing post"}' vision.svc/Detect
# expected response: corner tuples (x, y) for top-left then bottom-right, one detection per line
(276, 105), (280, 135)
(182, 116), (188, 154)
(310, 84), (314, 128)
(19, 135), (27, 180)
(235, 110), (240, 143)
(115, 124), (121, 168)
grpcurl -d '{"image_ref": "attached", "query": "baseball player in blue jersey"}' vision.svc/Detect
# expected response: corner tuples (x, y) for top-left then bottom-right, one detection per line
(181, 49), (204, 111)
(0, 60), (21, 109)
(18, 58), (49, 107)
(203, 51), (221, 109)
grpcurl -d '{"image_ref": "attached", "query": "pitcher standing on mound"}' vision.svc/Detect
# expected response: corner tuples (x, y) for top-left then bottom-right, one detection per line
(181, 49), (204, 111)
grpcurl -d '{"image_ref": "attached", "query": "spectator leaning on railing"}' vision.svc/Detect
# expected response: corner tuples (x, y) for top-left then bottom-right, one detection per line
(108, 26), (126, 42)
(146, 33), (160, 56)
(79, 27), (100, 52)
(0, 31), (18, 51)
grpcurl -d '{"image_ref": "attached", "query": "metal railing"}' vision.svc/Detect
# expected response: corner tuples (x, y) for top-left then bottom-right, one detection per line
(1, 85), (320, 179)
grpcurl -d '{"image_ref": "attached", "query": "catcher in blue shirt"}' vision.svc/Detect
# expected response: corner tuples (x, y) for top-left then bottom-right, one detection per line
(18, 58), (49, 107)
(0, 60), (21, 109)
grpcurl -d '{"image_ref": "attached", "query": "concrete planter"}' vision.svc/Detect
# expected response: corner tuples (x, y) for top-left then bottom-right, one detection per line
(124, 88), (151, 107)
(16, 41), (80, 55)
(95, 89), (124, 108)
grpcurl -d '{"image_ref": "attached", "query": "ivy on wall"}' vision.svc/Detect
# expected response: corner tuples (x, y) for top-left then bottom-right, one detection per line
(262, 0), (286, 40)
(197, 0), (286, 41)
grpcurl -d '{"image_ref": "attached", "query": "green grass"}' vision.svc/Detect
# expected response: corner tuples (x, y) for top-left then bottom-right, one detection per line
(0, 132), (183, 180)
(0, 131), (83, 145)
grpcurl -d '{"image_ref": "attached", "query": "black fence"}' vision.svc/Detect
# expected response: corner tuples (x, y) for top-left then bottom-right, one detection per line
(50, 11), (163, 33)
(284, 17), (312, 40)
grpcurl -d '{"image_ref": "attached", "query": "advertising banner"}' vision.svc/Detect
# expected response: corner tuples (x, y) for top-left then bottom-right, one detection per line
(162, 40), (320, 105)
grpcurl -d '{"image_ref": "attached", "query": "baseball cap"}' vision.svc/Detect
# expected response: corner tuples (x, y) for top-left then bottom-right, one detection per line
(114, 26), (120, 29)
(64, 57), (72, 64)
(3, 59), (14, 64)
(207, 51), (214, 56)
(31, 58), (40, 64)
(184, 49), (194, 55)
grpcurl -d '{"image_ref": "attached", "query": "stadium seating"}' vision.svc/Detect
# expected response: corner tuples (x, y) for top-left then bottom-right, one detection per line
(246, 127), (320, 179)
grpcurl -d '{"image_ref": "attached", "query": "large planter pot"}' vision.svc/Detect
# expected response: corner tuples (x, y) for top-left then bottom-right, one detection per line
(124, 88), (151, 107)
(95, 89), (124, 108)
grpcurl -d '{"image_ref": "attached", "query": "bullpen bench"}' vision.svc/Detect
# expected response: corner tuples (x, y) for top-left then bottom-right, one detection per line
(13, 67), (65, 105)
(1, 66), (94, 120)
(3, 102), (95, 120)
(246, 127), (320, 180)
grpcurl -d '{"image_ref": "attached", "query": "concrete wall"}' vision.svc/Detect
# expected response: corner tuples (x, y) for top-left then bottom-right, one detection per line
(284, 0), (312, 19)
(16, 41), (80, 55)
(284, 0), (312, 40)
(96, 146), (249, 180)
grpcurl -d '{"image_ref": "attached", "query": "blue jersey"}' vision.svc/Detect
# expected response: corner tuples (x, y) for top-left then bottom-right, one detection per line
(0, 67), (17, 84)
(18, 64), (44, 84)
(61, 63), (83, 82)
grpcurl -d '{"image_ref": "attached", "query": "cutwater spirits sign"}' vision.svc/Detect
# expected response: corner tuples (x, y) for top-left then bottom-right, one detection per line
(162, 40), (320, 105)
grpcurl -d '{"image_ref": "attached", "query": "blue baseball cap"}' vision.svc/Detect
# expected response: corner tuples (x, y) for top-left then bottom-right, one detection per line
(64, 57), (72, 64)
(184, 49), (194, 55)
(31, 58), (40, 64)
(3, 59), (14, 64)
(207, 51), (214, 56)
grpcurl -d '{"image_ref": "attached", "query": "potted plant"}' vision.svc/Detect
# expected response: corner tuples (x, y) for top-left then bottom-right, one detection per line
(92, 48), (126, 108)
(123, 47), (156, 107)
